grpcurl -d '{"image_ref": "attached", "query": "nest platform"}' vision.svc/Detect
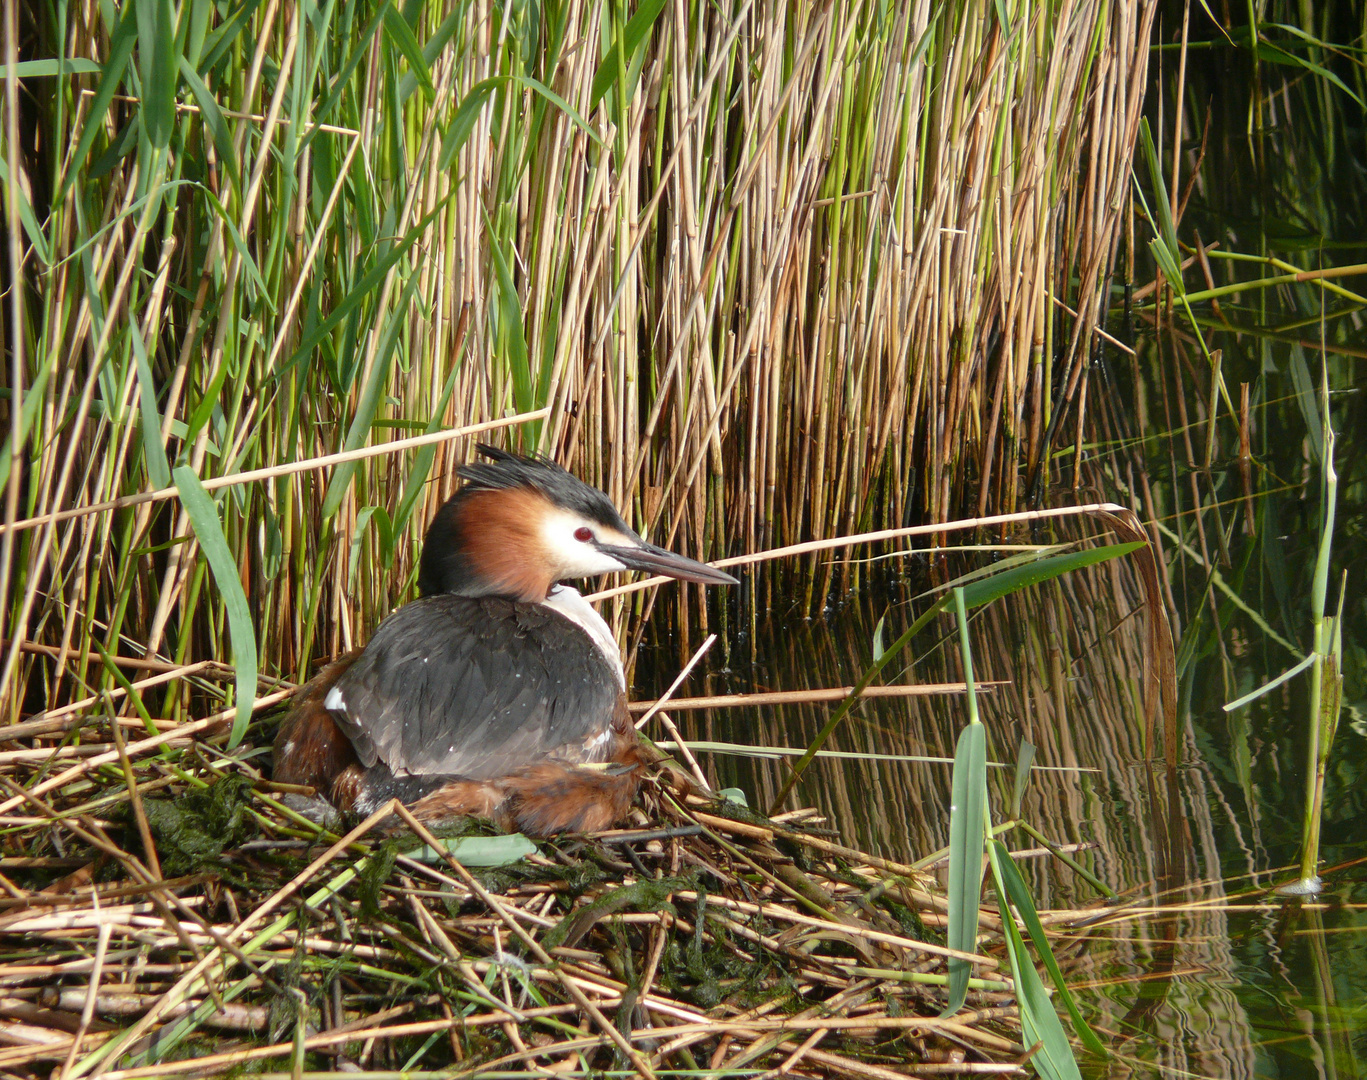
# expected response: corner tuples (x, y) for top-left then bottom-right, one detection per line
(0, 725), (1047, 1079)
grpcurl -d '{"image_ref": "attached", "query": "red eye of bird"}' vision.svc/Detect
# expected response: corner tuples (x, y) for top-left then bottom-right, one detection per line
(575, 527), (594, 542)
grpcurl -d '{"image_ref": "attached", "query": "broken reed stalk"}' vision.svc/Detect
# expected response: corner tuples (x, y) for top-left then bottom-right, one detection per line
(627, 683), (993, 712)
(590, 501), (1135, 602)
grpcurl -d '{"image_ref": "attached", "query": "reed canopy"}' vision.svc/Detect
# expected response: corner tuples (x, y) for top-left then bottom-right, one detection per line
(3, 0), (1153, 713)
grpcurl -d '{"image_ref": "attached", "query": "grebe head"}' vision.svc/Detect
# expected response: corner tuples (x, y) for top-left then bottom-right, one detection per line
(418, 445), (738, 601)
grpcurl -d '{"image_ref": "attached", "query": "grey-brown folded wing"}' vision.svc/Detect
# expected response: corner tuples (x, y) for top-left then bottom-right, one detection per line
(326, 595), (621, 780)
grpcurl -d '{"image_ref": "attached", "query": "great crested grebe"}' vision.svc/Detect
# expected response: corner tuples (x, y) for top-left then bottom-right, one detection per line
(273, 445), (736, 835)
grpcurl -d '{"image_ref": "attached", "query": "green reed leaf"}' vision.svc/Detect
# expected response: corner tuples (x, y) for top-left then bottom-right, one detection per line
(61, 9), (137, 198)
(0, 58), (103, 76)
(178, 58), (242, 197)
(994, 840), (1105, 1057)
(134, 0), (179, 150)
(959, 543), (1146, 608)
(409, 834), (538, 866)
(381, 2), (434, 100)
(591, 0), (668, 107)
(942, 721), (986, 1017)
(129, 322), (172, 490)
(174, 466), (257, 748)
(990, 842), (1087, 1079)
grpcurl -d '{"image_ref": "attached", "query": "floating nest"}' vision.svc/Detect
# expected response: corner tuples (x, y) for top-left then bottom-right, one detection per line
(0, 704), (1051, 1079)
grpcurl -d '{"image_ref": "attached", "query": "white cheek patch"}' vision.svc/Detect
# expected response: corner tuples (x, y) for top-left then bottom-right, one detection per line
(597, 526), (638, 548)
(541, 509), (629, 579)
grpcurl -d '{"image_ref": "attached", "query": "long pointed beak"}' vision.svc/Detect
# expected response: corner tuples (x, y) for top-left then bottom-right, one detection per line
(599, 540), (738, 586)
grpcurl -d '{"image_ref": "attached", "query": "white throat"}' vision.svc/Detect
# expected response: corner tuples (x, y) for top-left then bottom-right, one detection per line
(541, 586), (625, 689)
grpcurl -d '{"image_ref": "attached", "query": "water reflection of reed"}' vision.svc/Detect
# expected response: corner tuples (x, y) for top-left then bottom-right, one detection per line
(637, 527), (1257, 1077)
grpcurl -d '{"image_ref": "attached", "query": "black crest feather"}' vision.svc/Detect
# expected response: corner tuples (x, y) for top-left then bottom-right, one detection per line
(455, 445), (624, 528)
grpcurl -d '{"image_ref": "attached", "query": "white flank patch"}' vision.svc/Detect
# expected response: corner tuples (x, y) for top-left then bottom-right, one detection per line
(542, 586), (626, 688)
(324, 686), (347, 713)
(585, 727), (613, 754)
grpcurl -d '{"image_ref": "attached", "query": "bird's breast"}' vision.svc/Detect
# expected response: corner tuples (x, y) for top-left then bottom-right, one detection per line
(539, 586), (625, 689)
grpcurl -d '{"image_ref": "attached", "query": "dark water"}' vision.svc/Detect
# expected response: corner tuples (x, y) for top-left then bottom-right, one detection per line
(635, 350), (1367, 1077)
(635, 20), (1367, 1074)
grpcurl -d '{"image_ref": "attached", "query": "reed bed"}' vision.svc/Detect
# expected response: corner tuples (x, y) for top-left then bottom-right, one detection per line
(0, 704), (1061, 1079)
(3, 0), (1156, 718)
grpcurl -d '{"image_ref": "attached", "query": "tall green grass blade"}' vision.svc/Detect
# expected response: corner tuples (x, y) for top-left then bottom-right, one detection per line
(1011, 741), (1035, 819)
(0, 58), (103, 76)
(1291, 345), (1341, 890)
(517, 77), (599, 143)
(993, 840), (1104, 1056)
(1223, 652), (1315, 712)
(1136, 118), (1182, 289)
(197, 0), (261, 74)
(1255, 40), (1363, 106)
(173, 466), (257, 748)
(1193, 0), (1231, 42)
(1287, 345), (1322, 462)
(183, 357), (230, 448)
(202, 187), (273, 307)
(438, 77), (500, 169)
(953, 589), (980, 722)
(914, 543), (1072, 599)
(943, 588), (987, 1017)
(60, 10), (138, 198)
(989, 842), (1087, 1078)
(485, 210), (533, 417)
(88, 118), (139, 181)
(178, 59), (242, 196)
(591, 0), (668, 107)
(1148, 237), (1184, 290)
(942, 728), (986, 1015)
(134, 0), (179, 150)
(959, 543), (1145, 608)
(321, 270), (425, 521)
(0, 367), (51, 491)
(93, 641), (162, 738)
(397, 5), (463, 103)
(130, 324), (172, 490)
(1258, 19), (1354, 49)
(440, 75), (601, 171)
(182, 0), (214, 68)
(0, 157), (50, 264)
(381, 2), (434, 100)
